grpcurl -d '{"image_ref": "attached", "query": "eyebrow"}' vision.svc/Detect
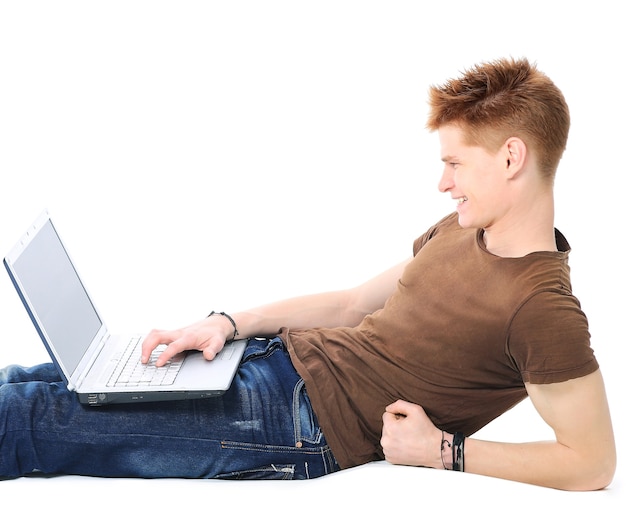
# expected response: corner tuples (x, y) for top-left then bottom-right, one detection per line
(441, 155), (460, 163)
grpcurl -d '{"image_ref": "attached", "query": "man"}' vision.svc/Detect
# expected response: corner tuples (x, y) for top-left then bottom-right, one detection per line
(0, 58), (615, 489)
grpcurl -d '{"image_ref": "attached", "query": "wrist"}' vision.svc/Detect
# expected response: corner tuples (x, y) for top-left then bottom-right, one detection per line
(440, 431), (453, 470)
(440, 431), (465, 472)
(207, 311), (239, 342)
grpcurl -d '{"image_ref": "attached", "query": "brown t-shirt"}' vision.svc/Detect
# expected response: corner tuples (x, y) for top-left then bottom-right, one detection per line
(282, 213), (598, 469)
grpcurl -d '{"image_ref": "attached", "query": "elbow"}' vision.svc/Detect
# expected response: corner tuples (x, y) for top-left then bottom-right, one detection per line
(577, 471), (615, 492)
(571, 451), (617, 491)
(587, 441), (617, 491)
(586, 459), (616, 491)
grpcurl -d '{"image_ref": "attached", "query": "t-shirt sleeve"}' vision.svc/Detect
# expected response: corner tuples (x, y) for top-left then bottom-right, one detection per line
(507, 290), (598, 384)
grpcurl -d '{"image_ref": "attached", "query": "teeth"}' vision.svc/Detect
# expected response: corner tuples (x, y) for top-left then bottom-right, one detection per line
(457, 197), (467, 204)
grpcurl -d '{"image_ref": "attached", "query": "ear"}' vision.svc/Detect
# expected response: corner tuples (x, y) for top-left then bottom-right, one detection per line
(503, 137), (527, 179)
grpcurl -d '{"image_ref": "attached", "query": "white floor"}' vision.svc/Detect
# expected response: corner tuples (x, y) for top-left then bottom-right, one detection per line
(1, 461), (622, 505)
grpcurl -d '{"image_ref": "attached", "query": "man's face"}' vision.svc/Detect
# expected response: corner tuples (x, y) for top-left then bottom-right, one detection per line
(437, 124), (511, 231)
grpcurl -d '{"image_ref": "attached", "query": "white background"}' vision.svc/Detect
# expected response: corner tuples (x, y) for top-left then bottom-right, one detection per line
(0, 0), (623, 487)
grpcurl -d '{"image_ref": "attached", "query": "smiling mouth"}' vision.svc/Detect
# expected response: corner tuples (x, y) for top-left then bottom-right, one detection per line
(457, 197), (468, 205)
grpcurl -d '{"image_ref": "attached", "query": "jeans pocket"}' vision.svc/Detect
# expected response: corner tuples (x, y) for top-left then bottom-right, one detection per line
(293, 378), (322, 445)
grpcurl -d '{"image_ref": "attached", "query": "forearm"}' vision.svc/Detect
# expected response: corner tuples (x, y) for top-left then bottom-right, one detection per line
(230, 290), (368, 339)
(461, 436), (615, 491)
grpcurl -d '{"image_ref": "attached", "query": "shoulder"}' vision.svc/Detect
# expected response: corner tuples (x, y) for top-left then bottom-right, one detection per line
(413, 213), (464, 256)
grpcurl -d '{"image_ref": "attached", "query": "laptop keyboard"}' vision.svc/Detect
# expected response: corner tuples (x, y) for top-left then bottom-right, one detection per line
(106, 337), (184, 387)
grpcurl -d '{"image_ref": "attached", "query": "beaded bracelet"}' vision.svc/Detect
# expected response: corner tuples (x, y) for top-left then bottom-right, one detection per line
(207, 311), (239, 342)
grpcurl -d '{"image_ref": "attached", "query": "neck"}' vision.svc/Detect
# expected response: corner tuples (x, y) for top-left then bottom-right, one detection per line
(483, 189), (556, 258)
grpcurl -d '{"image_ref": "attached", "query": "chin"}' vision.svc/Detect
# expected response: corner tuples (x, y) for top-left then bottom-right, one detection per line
(456, 212), (484, 230)
(455, 213), (473, 229)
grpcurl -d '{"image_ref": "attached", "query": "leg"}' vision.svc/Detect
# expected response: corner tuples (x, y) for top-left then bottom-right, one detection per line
(0, 337), (339, 479)
(0, 362), (62, 385)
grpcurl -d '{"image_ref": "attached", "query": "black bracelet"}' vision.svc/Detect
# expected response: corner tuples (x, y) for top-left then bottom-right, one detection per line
(207, 311), (239, 342)
(440, 431), (452, 471)
(452, 432), (465, 472)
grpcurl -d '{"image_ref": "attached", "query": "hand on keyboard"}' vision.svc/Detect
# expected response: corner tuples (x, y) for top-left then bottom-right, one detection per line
(141, 315), (238, 367)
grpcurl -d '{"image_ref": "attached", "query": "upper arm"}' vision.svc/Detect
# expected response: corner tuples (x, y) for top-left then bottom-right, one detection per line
(525, 369), (616, 489)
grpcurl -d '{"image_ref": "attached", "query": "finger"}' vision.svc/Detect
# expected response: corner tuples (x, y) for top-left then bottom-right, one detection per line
(141, 329), (186, 366)
(154, 338), (190, 367)
(385, 399), (410, 415)
(382, 412), (405, 431)
(141, 329), (173, 363)
(382, 410), (400, 424)
(202, 344), (220, 361)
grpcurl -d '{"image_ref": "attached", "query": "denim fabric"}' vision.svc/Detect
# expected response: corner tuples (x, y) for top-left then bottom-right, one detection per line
(0, 336), (340, 479)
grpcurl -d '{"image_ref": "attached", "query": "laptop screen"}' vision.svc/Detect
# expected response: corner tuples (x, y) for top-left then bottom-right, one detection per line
(11, 219), (102, 374)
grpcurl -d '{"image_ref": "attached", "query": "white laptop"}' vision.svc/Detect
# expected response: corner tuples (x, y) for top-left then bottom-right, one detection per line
(3, 210), (247, 406)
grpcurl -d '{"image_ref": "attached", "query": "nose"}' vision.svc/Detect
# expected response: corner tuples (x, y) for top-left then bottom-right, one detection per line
(438, 165), (454, 194)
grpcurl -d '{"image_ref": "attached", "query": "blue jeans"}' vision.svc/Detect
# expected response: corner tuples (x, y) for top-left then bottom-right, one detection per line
(0, 337), (340, 479)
